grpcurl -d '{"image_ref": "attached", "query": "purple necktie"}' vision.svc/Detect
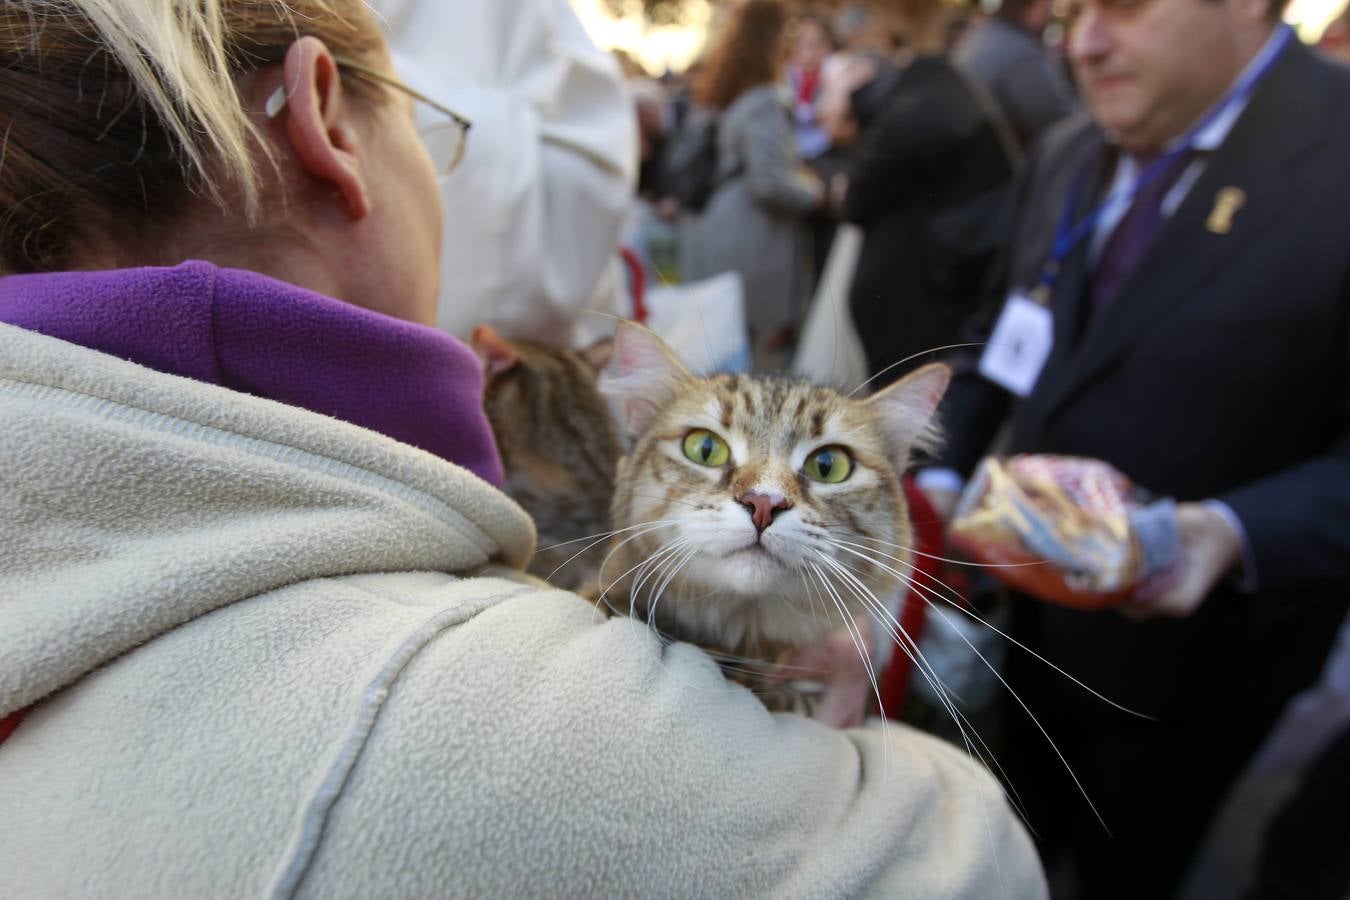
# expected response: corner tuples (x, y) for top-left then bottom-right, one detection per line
(1089, 151), (1196, 319)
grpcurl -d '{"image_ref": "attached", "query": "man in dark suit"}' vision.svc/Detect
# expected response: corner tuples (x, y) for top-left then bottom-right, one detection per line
(919, 0), (1350, 895)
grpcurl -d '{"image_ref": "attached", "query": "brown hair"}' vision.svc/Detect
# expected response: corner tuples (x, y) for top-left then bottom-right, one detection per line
(0, 1), (384, 274)
(695, 0), (790, 112)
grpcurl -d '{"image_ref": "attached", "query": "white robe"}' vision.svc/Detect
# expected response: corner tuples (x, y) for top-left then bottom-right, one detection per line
(368, 0), (638, 346)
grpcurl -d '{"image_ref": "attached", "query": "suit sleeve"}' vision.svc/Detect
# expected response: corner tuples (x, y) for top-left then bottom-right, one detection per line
(1207, 250), (1350, 589)
(300, 588), (1048, 899)
(1219, 427), (1350, 588)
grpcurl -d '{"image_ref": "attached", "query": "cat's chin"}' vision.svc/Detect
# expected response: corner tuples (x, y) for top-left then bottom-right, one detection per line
(696, 546), (796, 593)
(654, 550), (870, 649)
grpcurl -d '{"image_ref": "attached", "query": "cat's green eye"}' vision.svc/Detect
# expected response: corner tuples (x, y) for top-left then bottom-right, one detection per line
(682, 429), (730, 467)
(803, 446), (853, 484)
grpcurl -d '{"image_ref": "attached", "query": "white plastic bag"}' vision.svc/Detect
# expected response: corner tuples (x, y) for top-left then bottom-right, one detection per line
(791, 223), (868, 390)
(643, 271), (751, 375)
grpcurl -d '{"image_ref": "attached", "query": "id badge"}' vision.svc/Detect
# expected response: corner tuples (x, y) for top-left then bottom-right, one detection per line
(978, 292), (1054, 397)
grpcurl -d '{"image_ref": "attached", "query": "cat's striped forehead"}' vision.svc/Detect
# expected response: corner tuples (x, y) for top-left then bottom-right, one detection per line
(699, 373), (869, 448)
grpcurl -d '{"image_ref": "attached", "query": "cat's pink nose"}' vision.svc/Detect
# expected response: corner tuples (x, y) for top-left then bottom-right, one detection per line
(737, 491), (791, 533)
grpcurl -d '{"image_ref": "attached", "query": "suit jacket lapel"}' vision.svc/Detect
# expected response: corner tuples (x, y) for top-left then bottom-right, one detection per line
(1015, 136), (1109, 430)
(1048, 140), (1112, 356)
(1034, 40), (1328, 421)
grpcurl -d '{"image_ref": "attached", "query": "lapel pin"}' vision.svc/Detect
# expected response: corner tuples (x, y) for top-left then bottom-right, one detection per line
(1206, 187), (1247, 235)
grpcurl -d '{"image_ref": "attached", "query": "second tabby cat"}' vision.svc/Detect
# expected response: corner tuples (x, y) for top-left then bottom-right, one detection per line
(472, 325), (621, 590)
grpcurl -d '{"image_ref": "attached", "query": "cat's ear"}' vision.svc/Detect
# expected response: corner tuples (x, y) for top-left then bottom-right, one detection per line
(579, 336), (614, 374)
(470, 325), (519, 379)
(864, 363), (951, 469)
(598, 322), (691, 440)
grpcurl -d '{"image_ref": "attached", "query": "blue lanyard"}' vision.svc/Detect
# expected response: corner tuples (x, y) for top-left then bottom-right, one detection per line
(1032, 23), (1294, 301)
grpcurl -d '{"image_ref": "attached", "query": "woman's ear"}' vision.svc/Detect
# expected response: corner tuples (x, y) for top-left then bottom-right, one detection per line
(279, 36), (370, 220)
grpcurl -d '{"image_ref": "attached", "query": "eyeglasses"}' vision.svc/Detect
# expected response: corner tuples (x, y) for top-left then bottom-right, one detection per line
(264, 57), (472, 179)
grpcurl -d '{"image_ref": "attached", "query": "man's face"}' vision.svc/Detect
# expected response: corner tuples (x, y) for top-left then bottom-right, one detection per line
(1066, 0), (1263, 153)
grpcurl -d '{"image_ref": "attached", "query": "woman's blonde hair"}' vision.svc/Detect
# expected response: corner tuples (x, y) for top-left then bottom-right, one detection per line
(0, 1), (384, 272)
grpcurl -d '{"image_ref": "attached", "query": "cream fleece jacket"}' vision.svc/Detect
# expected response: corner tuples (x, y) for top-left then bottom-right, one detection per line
(0, 322), (1046, 899)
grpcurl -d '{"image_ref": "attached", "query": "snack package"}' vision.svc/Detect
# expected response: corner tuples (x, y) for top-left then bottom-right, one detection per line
(948, 455), (1180, 610)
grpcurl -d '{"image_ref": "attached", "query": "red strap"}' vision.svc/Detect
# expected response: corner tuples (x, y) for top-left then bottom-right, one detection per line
(877, 477), (944, 716)
(618, 246), (647, 325)
(796, 68), (820, 105)
(0, 706), (31, 746)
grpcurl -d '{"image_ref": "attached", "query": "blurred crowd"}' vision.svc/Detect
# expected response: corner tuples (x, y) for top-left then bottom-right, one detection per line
(613, 2), (1350, 899)
(623, 0), (1070, 373)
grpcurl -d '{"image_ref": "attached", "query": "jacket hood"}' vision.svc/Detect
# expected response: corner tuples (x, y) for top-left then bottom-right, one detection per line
(0, 261), (505, 486)
(0, 323), (535, 718)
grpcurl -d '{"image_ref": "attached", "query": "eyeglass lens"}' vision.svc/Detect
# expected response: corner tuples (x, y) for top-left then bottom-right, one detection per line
(420, 120), (466, 178)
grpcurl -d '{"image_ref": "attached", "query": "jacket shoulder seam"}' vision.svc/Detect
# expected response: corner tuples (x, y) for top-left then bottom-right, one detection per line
(264, 585), (536, 899)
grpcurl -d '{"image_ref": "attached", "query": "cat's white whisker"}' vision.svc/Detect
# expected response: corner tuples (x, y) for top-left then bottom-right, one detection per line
(812, 552), (953, 708)
(596, 532), (690, 621)
(537, 519), (682, 554)
(643, 544), (697, 633)
(822, 540), (1111, 831)
(626, 538), (691, 620)
(545, 520), (680, 584)
(626, 492), (715, 513)
(596, 522), (684, 590)
(819, 544), (1028, 873)
(844, 341), (986, 398)
(810, 551), (1013, 803)
(826, 537), (1150, 720)
(807, 555), (1036, 851)
(813, 559), (1024, 881)
(803, 561), (892, 761)
(839, 531), (1051, 571)
(622, 540), (697, 657)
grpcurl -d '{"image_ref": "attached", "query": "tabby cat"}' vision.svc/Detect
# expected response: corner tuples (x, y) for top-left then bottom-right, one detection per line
(472, 325), (622, 590)
(597, 322), (950, 712)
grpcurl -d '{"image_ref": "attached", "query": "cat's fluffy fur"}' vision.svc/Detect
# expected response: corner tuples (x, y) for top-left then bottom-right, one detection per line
(599, 323), (950, 679)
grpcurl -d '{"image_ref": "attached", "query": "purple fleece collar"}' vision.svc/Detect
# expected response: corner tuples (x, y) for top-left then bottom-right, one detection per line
(0, 260), (504, 485)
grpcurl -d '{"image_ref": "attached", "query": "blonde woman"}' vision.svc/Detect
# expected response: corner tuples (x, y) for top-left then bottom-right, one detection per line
(0, 3), (1044, 897)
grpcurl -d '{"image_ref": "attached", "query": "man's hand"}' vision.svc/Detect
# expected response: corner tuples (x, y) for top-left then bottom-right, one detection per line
(1125, 502), (1242, 619)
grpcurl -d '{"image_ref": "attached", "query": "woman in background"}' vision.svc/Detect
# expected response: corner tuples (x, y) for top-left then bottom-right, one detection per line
(680, 0), (825, 368)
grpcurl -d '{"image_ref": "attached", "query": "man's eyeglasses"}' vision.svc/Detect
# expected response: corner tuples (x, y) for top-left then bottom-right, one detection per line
(264, 57), (472, 179)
